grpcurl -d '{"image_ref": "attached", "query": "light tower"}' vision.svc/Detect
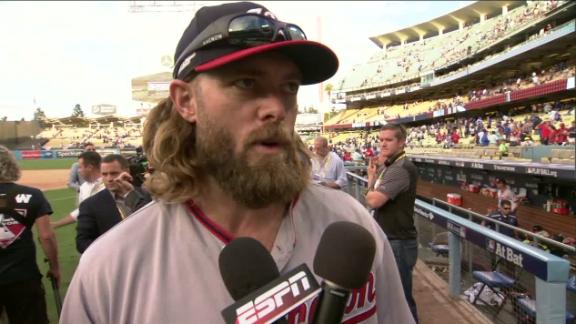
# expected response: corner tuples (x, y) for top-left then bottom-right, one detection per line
(128, 1), (204, 14)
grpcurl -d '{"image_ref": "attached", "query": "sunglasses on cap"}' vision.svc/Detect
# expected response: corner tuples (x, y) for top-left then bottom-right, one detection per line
(174, 13), (307, 79)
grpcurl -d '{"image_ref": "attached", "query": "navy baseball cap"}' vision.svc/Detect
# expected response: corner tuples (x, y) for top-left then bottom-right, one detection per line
(173, 1), (338, 85)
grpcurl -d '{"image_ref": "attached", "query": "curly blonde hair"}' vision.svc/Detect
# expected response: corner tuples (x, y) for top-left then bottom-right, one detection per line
(0, 145), (21, 182)
(143, 98), (204, 203)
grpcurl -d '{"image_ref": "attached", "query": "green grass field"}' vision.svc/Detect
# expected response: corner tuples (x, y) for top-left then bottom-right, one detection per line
(34, 188), (79, 323)
(19, 158), (76, 170)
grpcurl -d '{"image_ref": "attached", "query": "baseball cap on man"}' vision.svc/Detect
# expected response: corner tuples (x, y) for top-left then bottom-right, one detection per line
(173, 1), (338, 85)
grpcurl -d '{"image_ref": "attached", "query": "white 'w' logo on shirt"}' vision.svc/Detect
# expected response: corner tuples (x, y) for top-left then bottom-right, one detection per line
(15, 194), (32, 204)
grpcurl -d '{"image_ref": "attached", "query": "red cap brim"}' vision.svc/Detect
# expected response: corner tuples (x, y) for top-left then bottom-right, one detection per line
(194, 40), (338, 85)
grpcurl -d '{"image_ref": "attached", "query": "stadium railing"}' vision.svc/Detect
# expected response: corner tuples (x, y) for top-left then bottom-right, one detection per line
(344, 168), (575, 323)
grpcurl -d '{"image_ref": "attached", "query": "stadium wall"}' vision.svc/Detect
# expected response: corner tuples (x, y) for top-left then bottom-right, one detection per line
(0, 120), (43, 148)
(0, 121), (41, 140)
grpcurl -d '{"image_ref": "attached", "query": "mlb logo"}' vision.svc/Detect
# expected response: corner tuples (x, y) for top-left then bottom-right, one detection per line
(486, 239), (496, 253)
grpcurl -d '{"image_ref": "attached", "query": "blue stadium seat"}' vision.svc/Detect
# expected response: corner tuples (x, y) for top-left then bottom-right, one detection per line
(471, 270), (516, 315)
(428, 242), (449, 257)
(428, 232), (450, 257)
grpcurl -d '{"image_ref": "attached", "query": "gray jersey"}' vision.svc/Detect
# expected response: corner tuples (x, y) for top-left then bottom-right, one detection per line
(60, 184), (415, 324)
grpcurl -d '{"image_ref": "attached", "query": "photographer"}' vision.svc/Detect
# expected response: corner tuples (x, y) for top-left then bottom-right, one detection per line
(127, 146), (150, 187)
(76, 154), (151, 253)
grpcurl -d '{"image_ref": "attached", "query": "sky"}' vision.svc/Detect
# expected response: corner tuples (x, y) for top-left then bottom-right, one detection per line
(0, 1), (473, 120)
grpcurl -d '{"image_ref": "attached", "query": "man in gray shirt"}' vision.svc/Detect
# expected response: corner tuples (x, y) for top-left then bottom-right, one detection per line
(60, 2), (414, 323)
(366, 123), (420, 323)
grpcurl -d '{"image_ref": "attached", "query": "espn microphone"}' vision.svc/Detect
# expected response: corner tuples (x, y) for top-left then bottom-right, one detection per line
(312, 222), (376, 324)
(219, 237), (281, 301)
(219, 237), (320, 324)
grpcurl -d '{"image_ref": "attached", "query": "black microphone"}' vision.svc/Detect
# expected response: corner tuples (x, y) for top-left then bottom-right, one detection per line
(219, 237), (288, 324)
(312, 221), (376, 324)
(219, 237), (321, 324)
(219, 237), (280, 301)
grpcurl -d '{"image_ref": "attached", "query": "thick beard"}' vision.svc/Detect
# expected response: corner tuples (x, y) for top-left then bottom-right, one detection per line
(195, 119), (309, 209)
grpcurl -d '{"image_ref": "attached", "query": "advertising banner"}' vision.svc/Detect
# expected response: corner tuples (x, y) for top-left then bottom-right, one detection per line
(55, 150), (83, 158)
(21, 150), (41, 160)
(41, 150), (56, 159)
(11, 150), (22, 160)
(409, 155), (575, 180)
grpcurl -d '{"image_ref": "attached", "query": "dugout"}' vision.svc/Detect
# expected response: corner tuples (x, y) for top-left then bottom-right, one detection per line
(410, 156), (576, 239)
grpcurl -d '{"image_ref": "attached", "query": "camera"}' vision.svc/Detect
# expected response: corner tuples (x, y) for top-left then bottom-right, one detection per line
(127, 152), (148, 187)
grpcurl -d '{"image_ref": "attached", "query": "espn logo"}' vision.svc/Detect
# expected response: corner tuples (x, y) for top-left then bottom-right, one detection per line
(222, 264), (321, 324)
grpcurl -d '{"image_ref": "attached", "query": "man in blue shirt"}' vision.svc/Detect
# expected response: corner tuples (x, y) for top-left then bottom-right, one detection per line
(311, 136), (348, 190)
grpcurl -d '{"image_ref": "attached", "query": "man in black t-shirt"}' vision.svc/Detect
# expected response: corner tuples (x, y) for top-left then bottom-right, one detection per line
(0, 145), (60, 324)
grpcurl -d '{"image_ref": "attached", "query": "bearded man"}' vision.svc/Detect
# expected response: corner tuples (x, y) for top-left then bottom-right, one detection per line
(60, 2), (414, 323)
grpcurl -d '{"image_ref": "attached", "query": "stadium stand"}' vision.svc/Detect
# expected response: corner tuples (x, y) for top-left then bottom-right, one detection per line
(317, 3), (575, 322)
(33, 116), (145, 150)
(338, 0), (568, 91)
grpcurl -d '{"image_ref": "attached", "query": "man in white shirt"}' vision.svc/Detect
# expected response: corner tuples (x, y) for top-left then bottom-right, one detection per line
(495, 178), (518, 212)
(311, 136), (348, 190)
(52, 151), (104, 229)
(67, 143), (96, 206)
(488, 130), (499, 145)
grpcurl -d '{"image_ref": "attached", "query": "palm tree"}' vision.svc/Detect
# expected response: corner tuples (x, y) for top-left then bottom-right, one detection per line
(324, 83), (334, 103)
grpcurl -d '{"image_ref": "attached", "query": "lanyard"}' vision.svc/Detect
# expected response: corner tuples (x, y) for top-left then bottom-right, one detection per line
(116, 203), (128, 220)
(373, 153), (405, 189)
(114, 194), (130, 220)
(316, 153), (331, 178)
